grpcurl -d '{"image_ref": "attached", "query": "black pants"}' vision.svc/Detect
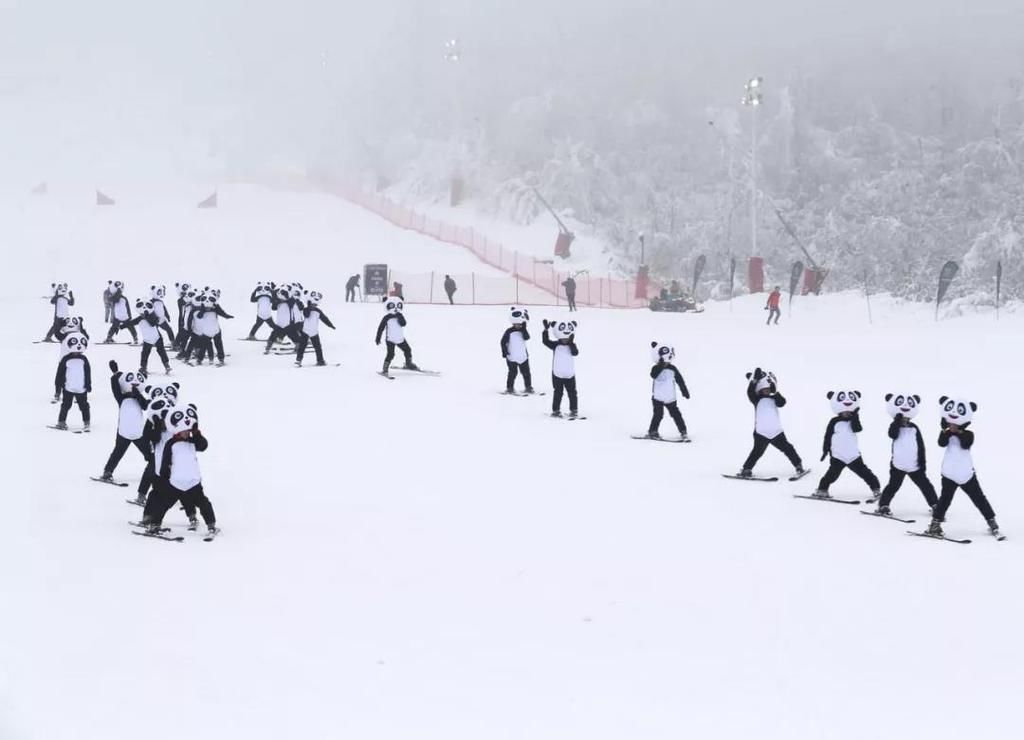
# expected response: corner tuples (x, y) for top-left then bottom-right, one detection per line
(105, 319), (137, 342)
(175, 329), (191, 352)
(567, 295), (577, 311)
(817, 456), (880, 493)
(742, 432), (802, 471)
(44, 316), (64, 341)
(213, 332), (226, 361)
(506, 360), (533, 391)
(446, 290), (455, 305)
(878, 466), (938, 508)
(58, 391), (90, 424)
(552, 375), (578, 413)
(104, 435), (151, 475)
(766, 308), (780, 325)
(265, 325), (300, 353)
(137, 459), (155, 499)
(248, 317), (272, 338)
(933, 475), (995, 522)
(159, 321), (176, 343)
(104, 303), (112, 323)
(649, 399), (686, 435)
(143, 480), (200, 526)
(384, 340), (413, 368)
(296, 334), (324, 364)
(140, 339), (170, 372)
(188, 336), (215, 363)
(346, 288), (356, 302)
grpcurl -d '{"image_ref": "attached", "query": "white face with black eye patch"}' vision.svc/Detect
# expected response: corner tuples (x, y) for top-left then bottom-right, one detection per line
(652, 343), (674, 362)
(551, 320), (576, 340)
(885, 393), (920, 420)
(63, 334), (88, 353)
(941, 397), (975, 426)
(168, 404), (199, 435)
(385, 298), (404, 315)
(828, 390), (861, 414)
(509, 306), (530, 325)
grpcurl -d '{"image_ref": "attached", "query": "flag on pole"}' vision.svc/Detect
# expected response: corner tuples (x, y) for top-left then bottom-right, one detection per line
(96, 190), (115, 206)
(996, 261), (1002, 319)
(788, 260), (804, 307)
(728, 256), (736, 301)
(691, 254), (706, 297)
(197, 191), (218, 209)
(935, 260), (959, 319)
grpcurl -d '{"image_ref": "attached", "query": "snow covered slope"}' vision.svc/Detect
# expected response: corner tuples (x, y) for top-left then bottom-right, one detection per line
(2, 185), (1022, 740)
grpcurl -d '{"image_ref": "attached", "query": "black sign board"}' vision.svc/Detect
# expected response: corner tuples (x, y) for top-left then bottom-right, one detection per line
(364, 264), (389, 296)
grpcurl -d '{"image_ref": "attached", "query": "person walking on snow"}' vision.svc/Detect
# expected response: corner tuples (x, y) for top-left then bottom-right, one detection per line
(562, 276), (578, 312)
(765, 286), (781, 325)
(444, 274), (457, 305)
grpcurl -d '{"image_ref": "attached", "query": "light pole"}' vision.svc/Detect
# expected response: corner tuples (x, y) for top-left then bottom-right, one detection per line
(444, 38), (464, 206)
(742, 77), (763, 257)
(638, 231), (646, 265)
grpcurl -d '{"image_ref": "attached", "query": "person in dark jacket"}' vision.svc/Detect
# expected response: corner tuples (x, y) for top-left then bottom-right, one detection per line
(562, 276), (577, 312)
(345, 274), (361, 302)
(443, 274), (457, 305)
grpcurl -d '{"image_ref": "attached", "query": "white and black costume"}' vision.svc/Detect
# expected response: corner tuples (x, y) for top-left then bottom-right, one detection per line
(296, 291), (335, 366)
(134, 383), (180, 505)
(247, 282), (275, 339)
(264, 287), (300, 353)
(43, 283), (75, 342)
(149, 285), (176, 343)
(103, 282), (138, 343)
(647, 342), (689, 438)
(876, 393), (938, 512)
(129, 300), (172, 373)
(54, 334), (92, 429)
(375, 297), (417, 372)
(814, 391), (880, 496)
(100, 361), (153, 485)
(738, 368), (804, 476)
(928, 397), (998, 536)
(173, 283), (192, 350)
(500, 306), (533, 393)
(541, 319), (579, 416)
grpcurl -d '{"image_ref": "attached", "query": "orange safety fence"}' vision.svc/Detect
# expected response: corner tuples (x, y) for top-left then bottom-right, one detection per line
(314, 178), (653, 308)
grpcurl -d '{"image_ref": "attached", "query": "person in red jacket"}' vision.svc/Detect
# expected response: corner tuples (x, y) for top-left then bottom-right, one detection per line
(765, 286), (781, 325)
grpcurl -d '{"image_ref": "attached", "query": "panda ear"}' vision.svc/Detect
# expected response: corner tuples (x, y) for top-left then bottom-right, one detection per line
(745, 372), (753, 380)
(826, 391), (835, 400)
(651, 341), (657, 348)
(970, 402), (978, 412)
(912, 395), (921, 403)
(939, 395), (948, 405)
(854, 391), (862, 399)
(884, 393), (893, 402)
(171, 383), (180, 390)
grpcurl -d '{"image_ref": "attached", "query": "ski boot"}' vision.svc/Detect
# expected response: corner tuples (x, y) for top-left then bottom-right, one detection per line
(315, 361), (327, 367)
(145, 521), (163, 535)
(873, 505), (892, 517)
(679, 433), (691, 443)
(54, 421), (68, 431)
(207, 525), (220, 537)
(794, 465), (807, 476)
(187, 517), (199, 532)
(381, 361), (391, 376)
(811, 489), (832, 499)
(987, 518), (1001, 536)
(99, 471), (113, 482)
(866, 489), (881, 504)
(926, 519), (944, 537)
(525, 386), (535, 394)
(294, 361), (302, 368)
(131, 495), (146, 506)
(551, 410), (563, 418)
(403, 362), (420, 371)
(646, 431), (661, 440)
(736, 468), (753, 479)
(163, 364), (172, 374)
(568, 410), (579, 419)
(82, 422), (90, 432)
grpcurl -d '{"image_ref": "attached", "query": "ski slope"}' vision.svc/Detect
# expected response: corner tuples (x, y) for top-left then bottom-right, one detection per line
(2, 185), (1023, 740)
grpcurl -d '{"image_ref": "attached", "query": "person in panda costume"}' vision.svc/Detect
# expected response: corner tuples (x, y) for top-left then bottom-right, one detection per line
(42, 282), (75, 342)
(103, 281), (138, 344)
(541, 318), (579, 417)
(179, 290), (207, 360)
(53, 334), (92, 430)
(288, 283), (306, 341)
(375, 297), (419, 372)
(129, 299), (173, 374)
(204, 288), (233, 363)
(148, 284), (176, 343)
(143, 402), (218, 537)
(247, 281), (275, 339)
(646, 342), (690, 440)
(173, 283), (192, 349)
(184, 293), (218, 365)
(57, 316), (89, 347)
(812, 390), (881, 498)
(295, 290), (336, 367)
(264, 285), (299, 354)
(132, 382), (181, 505)
(98, 361), (152, 481)
(873, 393), (938, 515)
(736, 368), (805, 477)
(925, 397), (999, 537)
(500, 306), (534, 394)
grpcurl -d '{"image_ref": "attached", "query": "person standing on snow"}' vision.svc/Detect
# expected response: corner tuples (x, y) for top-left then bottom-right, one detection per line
(765, 286), (781, 326)
(443, 274), (457, 305)
(345, 274), (360, 302)
(562, 275), (578, 312)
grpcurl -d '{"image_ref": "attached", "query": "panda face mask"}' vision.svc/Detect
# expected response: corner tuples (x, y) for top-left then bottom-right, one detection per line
(939, 396), (976, 426)
(385, 298), (404, 315)
(64, 335), (88, 354)
(509, 306), (529, 326)
(118, 370), (147, 394)
(550, 319), (577, 341)
(651, 342), (674, 363)
(885, 393), (920, 420)
(307, 291), (322, 306)
(168, 404), (199, 436)
(827, 390), (862, 415)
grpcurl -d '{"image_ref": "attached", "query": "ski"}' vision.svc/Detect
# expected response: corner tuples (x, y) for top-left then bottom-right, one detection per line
(377, 371), (395, 380)
(788, 469), (813, 482)
(295, 363), (341, 368)
(125, 498), (145, 507)
(98, 341), (136, 346)
(131, 530), (184, 543)
(991, 531), (1008, 542)
(545, 413), (587, 421)
(90, 476), (128, 488)
(203, 528), (221, 542)
(391, 368), (441, 376)
(129, 521), (168, 532)
(499, 390), (547, 397)
(32, 340), (59, 344)
(721, 473), (778, 482)
(72, 428), (91, 434)
(794, 494), (861, 505)
(907, 531), (972, 545)
(860, 510), (916, 524)
(631, 434), (690, 443)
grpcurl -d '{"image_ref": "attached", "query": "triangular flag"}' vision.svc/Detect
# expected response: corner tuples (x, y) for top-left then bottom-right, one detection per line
(31, 182), (48, 195)
(96, 190), (116, 206)
(197, 191), (218, 209)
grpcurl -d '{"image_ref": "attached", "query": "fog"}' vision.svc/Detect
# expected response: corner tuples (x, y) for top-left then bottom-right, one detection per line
(3, 0), (1023, 295)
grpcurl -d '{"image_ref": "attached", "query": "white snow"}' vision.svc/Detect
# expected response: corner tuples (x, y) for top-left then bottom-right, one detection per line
(2, 185), (1022, 740)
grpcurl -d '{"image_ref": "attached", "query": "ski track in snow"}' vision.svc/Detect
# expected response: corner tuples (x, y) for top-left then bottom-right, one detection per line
(1, 184), (1022, 740)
